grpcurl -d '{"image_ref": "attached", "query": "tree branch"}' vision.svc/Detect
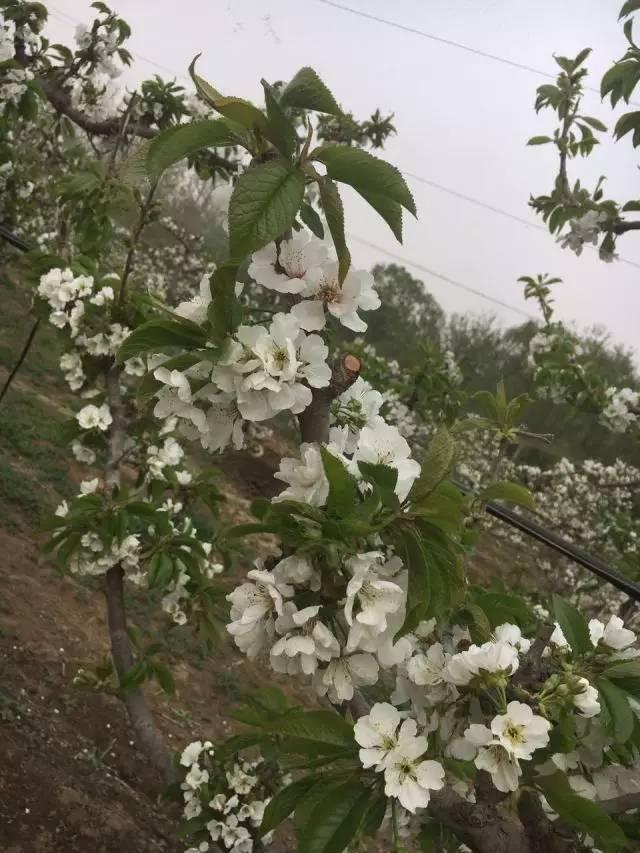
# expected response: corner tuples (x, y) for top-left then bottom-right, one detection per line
(600, 791), (640, 815)
(298, 353), (361, 444)
(512, 623), (554, 688)
(0, 318), (40, 407)
(104, 365), (175, 784)
(14, 39), (236, 171)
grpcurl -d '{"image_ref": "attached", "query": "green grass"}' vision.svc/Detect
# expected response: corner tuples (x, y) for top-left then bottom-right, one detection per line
(0, 390), (75, 527)
(0, 270), (66, 389)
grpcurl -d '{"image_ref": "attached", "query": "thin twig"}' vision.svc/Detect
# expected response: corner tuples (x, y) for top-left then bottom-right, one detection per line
(0, 318), (41, 408)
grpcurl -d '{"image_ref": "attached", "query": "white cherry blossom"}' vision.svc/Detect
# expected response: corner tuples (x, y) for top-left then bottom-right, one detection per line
(270, 603), (340, 675)
(351, 422), (421, 501)
(249, 233), (328, 294)
(313, 653), (379, 703)
(490, 701), (551, 759)
(273, 443), (329, 506)
(573, 678), (601, 718)
(226, 568), (290, 658)
(291, 262), (380, 332)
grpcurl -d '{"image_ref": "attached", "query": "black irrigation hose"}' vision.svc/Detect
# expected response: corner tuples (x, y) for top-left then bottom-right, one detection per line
(484, 500), (640, 603)
(1, 223), (639, 602)
(453, 475), (640, 602)
(0, 222), (30, 252)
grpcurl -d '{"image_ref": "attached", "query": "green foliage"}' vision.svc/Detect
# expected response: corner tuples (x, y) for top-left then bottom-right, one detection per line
(552, 594), (591, 655)
(299, 202), (325, 239)
(116, 316), (209, 361)
(297, 779), (371, 853)
(536, 773), (627, 847)
(280, 67), (342, 115)
(597, 677), (635, 744)
(320, 445), (358, 516)
(313, 145), (416, 236)
(478, 480), (535, 511)
(208, 264), (242, 344)
(260, 777), (319, 836)
(409, 427), (455, 502)
(318, 178), (350, 282)
(261, 79), (298, 158)
(189, 57), (271, 141)
(228, 161), (305, 260)
(146, 118), (240, 179)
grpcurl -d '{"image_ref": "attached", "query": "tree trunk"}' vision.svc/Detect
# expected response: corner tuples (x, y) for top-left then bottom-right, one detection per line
(104, 365), (175, 784)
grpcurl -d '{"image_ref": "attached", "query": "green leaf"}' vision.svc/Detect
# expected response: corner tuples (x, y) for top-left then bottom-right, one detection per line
(318, 179), (350, 282)
(353, 186), (403, 242)
(472, 591), (532, 629)
(261, 79), (297, 158)
(148, 552), (175, 590)
(270, 710), (356, 752)
(527, 135), (553, 145)
(151, 663), (176, 696)
(117, 317), (208, 362)
(620, 0), (640, 19)
(207, 265), (242, 344)
(357, 461), (396, 488)
(228, 161), (305, 260)
(313, 145), (416, 217)
(360, 787), (387, 836)
(120, 661), (148, 692)
(409, 428), (455, 502)
(189, 56), (269, 140)
(473, 389), (505, 425)
(320, 446), (358, 516)
(215, 732), (265, 760)
(579, 115), (607, 132)
(537, 773), (627, 847)
(614, 111), (640, 146)
(298, 778), (371, 853)
(280, 67), (342, 115)
(299, 203), (325, 239)
(552, 594), (591, 655)
(479, 480), (535, 511)
(146, 119), (239, 179)
(605, 660), (640, 681)
(597, 677), (635, 744)
(395, 522), (431, 633)
(260, 776), (320, 836)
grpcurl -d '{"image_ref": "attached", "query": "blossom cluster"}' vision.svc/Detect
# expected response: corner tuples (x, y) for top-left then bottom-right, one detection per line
(602, 386), (640, 433)
(151, 232), (382, 453)
(54, 475), (223, 625)
(38, 268), (138, 393)
(74, 21), (123, 79)
(557, 210), (617, 262)
(179, 740), (275, 853)
(225, 393), (640, 813)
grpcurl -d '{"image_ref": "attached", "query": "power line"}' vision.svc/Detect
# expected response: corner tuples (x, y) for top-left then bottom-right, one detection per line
(349, 233), (537, 320)
(45, 2), (640, 274)
(316, 0), (640, 107)
(401, 172), (640, 272)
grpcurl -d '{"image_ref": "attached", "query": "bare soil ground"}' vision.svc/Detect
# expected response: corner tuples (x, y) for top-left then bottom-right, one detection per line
(0, 265), (567, 852)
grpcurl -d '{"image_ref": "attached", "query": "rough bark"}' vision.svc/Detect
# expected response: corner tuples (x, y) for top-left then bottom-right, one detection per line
(104, 366), (175, 783)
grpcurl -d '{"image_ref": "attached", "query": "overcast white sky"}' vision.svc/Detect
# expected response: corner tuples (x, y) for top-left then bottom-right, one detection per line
(46, 0), (640, 356)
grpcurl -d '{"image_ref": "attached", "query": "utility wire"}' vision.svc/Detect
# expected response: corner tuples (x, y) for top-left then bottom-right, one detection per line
(45, 4), (640, 276)
(47, 3), (640, 271)
(315, 0), (640, 107)
(348, 233), (537, 320)
(402, 173), (640, 272)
